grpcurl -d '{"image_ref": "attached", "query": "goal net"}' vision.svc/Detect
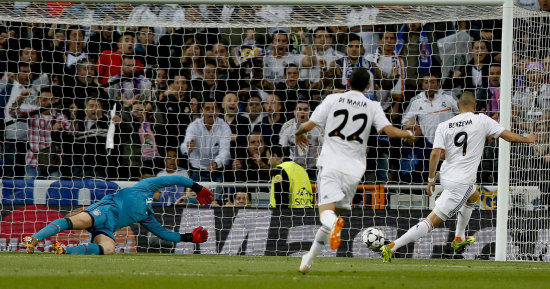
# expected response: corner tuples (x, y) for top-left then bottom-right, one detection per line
(0, 1), (542, 261)
(508, 6), (550, 261)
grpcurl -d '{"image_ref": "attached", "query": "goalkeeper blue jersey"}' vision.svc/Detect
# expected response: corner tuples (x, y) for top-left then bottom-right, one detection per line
(88, 175), (194, 242)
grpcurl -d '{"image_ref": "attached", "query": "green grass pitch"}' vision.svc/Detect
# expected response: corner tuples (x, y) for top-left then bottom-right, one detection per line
(1, 253), (550, 289)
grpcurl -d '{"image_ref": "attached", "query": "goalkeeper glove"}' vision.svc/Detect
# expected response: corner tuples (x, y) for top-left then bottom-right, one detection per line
(181, 226), (208, 243)
(191, 183), (214, 205)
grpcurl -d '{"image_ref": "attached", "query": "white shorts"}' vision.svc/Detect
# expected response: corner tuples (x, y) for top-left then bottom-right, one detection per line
(317, 167), (361, 210)
(433, 178), (476, 221)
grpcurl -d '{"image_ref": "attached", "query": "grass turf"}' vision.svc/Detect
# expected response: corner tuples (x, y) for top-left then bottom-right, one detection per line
(1, 253), (550, 289)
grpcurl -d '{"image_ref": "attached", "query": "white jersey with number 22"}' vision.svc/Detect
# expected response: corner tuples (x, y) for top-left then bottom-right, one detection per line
(309, 90), (391, 179)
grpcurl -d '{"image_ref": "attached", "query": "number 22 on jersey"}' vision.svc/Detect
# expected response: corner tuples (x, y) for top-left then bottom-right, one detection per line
(328, 109), (368, 144)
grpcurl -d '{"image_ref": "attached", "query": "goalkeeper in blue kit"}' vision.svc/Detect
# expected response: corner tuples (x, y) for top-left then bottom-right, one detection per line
(24, 175), (214, 255)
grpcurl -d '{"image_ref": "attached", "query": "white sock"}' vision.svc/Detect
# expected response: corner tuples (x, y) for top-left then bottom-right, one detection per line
(308, 225), (330, 257)
(455, 202), (474, 241)
(320, 210), (338, 230)
(392, 218), (434, 252)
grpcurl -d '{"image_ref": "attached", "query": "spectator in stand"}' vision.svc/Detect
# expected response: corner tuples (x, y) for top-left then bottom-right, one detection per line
(97, 32), (144, 85)
(108, 56), (153, 109)
(207, 41), (242, 91)
(157, 74), (194, 150)
(9, 87), (73, 179)
(16, 44), (53, 98)
(279, 99), (323, 180)
(157, 149), (189, 178)
(402, 73), (458, 146)
(173, 38), (205, 81)
(41, 24), (66, 74)
(259, 93), (286, 148)
(479, 64), (502, 184)
(275, 63), (310, 117)
(66, 97), (120, 179)
(232, 132), (279, 183)
(134, 26), (158, 68)
(346, 6), (380, 56)
(86, 25), (120, 62)
(154, 68), (168, 96)
(478, 63), (502, 120)
(262, 29), (315, 85)
(190, 58), (230, 103)
(225, 191), (251, 207)
(180, 101), (231, 200)
(446, 39), (492, 96)
(242, 93), (266, 133)
(366, 31), (405, 122)
(12, 22), (50, 73)
(118, 101), (161, 180)
(512, 62), (550, 134)
(2, 62), (36, 178)
(19, 46), (42, 82)
(328, 33), (377, 98)
(395, 23), (441, 94)
(62, 25), (88, 75)
(0, 26), (11, 76)
(220, 93), (249, 162)
(309, 26), (344, 94)
(63, 59), (110, 118)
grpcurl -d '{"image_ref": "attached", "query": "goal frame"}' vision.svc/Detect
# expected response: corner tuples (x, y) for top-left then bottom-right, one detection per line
(2, 0), (514, 261)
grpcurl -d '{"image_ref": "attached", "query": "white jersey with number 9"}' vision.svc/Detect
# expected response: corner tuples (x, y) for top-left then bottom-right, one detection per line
(433, 112), (505, 185)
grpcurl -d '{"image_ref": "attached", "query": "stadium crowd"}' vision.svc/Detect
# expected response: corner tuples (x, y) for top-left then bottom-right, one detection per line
(0, 3), (548, 204)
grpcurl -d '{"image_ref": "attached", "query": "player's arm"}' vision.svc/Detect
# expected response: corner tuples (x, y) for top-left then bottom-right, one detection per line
(140, 215), (208, 243)
(295, 120), (318, 148)
(498, 130), (536, 143)
(427, 148), (444, 197)
(380, 125), (415, 142)
(137, 176), (214, 205)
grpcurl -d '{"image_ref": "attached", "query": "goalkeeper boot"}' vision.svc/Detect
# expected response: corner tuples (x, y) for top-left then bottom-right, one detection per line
(298, 252), (314, 275)
(381, 244), (393, 263)
(451, 236), (475, 254)
(53, 242), (67, 255)
(329, 217), (345, 250)
(24, 236), (39, 254)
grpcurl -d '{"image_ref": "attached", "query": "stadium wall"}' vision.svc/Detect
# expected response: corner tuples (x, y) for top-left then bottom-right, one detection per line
(0, 179), (547, 260)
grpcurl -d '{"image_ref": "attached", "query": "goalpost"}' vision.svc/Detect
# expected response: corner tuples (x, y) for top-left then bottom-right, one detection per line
(1, 0), (548, 262)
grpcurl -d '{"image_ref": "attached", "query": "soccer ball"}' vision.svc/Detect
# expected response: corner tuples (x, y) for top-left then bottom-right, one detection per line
(362, 227), (385, 251)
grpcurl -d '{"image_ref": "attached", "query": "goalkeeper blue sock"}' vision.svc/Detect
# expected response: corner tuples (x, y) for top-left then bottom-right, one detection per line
(33, 218), (71, 241)
(66, 243), (104, 255)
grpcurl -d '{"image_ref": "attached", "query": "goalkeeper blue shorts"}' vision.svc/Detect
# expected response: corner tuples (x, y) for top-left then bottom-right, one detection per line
(84, 199), (118, 241)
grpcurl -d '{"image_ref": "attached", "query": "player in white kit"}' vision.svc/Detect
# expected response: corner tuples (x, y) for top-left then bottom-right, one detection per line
(381, 91), (537, 262)
(295, 68), (416, 274)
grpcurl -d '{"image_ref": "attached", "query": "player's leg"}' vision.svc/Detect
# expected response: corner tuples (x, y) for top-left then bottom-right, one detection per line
(381, 211), (444, 262)
(24, 212), (93, 254)
(299, 169), (356, 274)
(314, 168), (347, 249)
(452, 186), (480, 252)
(55, 232), (116, 255)
(381, 212), (444, 262)
(382, 185), (458, 262)
(383, 181), (475, 261)
(299, 205), (333, 274)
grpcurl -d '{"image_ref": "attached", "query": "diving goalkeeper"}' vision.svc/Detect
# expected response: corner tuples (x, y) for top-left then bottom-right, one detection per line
(24, 175), (214, 255)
